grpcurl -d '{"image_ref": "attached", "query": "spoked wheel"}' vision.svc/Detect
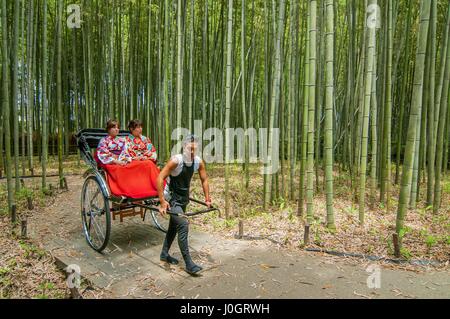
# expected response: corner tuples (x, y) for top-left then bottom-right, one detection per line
(81, 176), (111, 252)
(150, 209), (169, 233)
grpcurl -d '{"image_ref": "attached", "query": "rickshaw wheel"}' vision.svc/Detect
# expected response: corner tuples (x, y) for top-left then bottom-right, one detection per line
(150, 210), (168, 233)
(81, 176), (111, 252)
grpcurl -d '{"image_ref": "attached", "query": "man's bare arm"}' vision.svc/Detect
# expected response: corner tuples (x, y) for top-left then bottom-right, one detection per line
(198, 160), (210, 206)
(157, 160), (178, 213)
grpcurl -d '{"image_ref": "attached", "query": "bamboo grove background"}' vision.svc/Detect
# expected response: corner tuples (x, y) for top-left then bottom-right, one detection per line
(1, 0), (449, 248)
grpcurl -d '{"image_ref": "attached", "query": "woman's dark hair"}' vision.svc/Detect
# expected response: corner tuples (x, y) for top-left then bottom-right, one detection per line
(128, 119), (142, 132)
(106, 119), (119, 132)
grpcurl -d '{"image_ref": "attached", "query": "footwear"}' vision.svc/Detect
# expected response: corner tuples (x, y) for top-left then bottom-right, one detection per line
(160, 254), (179, 265)
(185, 264), (203, 276)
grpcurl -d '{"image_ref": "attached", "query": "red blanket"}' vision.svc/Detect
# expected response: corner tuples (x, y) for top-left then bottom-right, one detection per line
(101, 160), (163, 199)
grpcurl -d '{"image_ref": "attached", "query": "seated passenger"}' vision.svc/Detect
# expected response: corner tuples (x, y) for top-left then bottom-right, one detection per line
(125, 119), (157, 163)
(97, 119), (131, 166)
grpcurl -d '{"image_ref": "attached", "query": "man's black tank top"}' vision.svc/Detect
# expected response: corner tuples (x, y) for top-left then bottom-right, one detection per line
(168, 159), (195, 208)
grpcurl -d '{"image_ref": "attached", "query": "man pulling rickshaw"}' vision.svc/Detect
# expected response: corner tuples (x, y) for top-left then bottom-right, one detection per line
(157, 134), (211, 276)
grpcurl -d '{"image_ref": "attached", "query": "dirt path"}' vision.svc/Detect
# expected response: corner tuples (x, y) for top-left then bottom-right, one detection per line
(27, 176), (450, 299)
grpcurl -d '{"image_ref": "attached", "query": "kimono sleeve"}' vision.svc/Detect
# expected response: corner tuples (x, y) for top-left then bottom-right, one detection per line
(97, 137), (115, 164)
(143, 136), (158, 162)
(118, 138), (133, 163)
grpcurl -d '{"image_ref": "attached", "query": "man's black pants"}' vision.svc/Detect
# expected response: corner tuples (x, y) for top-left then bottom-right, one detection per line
(161, 205), (194, 266)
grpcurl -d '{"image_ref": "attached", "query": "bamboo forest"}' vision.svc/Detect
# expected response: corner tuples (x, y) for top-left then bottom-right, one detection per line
(0, 0), (449, 300)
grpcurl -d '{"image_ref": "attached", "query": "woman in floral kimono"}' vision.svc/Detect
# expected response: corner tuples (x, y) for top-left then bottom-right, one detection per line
(114, 119), (161, 197)
(96, 120), (131, 165)
(125, 119), (157, 163)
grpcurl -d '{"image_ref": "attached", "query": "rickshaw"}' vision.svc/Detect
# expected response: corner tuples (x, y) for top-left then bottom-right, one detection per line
(76, 129), (218, 253)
